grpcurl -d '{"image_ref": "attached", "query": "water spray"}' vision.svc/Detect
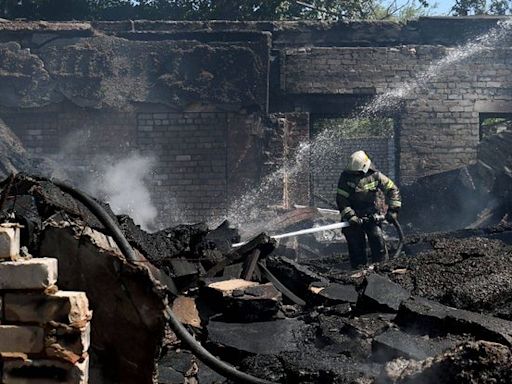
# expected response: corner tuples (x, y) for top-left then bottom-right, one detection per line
(232, 221), (350, 247)
(232, 213), (405, 259)
(226, 18), (512, 235)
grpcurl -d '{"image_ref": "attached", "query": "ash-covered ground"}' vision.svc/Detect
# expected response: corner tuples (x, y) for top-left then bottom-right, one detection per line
(2, 173), (512, 384)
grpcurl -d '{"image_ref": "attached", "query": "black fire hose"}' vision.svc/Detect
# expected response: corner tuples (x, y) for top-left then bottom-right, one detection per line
(166, 308), (276, 384)
(387, 215), (404, 258)
(52, 180), (147, 260)
(258, 262), (306, 306)
(53, 180), (277, 384)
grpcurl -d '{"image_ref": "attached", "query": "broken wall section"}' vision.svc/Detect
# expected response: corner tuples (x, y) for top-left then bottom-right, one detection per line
(0, 174), (175, 384)
(0, 225), (91, 384)
(2, 18), (510, 224)
(0, 24), (272, 224)
(39, 218), (169, 384)
(0, 29), (271, 110)
(262, 112), (310, 208)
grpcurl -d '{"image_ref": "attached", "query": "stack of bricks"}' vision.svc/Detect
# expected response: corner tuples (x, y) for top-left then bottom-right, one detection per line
(0, 223), (91, 383)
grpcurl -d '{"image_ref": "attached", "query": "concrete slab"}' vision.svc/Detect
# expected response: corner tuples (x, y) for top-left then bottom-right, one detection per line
(311, 283), (359, 304)
(204, 280), (282, 322)
(360, 273), (410, 312)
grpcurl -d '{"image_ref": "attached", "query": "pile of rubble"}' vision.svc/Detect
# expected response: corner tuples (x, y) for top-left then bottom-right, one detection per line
(2, 173), (512, 384)
(400, 129), (512, 233)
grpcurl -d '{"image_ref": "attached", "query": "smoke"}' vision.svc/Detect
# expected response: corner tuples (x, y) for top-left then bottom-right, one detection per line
(84, 153), (158, 230)
(48, 129), (92, 181)
(45, 129), (160, 230)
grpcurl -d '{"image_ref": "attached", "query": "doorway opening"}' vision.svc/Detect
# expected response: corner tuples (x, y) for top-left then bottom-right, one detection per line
(310, 116), (398, 208)
(479, 114), (512, 141)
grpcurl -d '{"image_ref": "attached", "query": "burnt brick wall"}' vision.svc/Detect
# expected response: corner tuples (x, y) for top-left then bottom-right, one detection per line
(2, 109), (136, 166)
(311, 137), (395, 208)
(226, 112), (265, 203)
(2, 113), (59, 157)
(282, 45), (512, 183)
(136, 112), (228, 224)
(2, 107), (269, 225)
(1, 18), (511, 222)
(262, 113), (310, 208)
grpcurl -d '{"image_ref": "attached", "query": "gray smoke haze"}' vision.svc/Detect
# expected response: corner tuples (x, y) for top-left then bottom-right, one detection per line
(44, 128), (92, 181)
(85, 153), (158, 229)
(46, 129), (160, 230)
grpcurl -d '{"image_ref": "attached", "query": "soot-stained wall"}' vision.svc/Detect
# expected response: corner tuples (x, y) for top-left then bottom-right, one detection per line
(0, 18), (511, 223)
(282, 45), (512, 183)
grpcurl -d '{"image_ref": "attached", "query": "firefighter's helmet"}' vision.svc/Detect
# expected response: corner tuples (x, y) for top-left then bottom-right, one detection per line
(346, 150), (371, 173)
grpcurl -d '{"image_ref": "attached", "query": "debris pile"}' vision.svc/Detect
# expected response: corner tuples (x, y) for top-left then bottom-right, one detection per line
(2, 174), (512, 383)
(379, 230), (512, 319)
(379, 340), (512, 384)
(0, 174), (171, 384)
(400, 129), (512, 233)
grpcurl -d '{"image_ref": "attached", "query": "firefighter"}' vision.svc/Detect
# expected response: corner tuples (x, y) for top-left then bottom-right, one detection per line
(336, 150), (401, 268)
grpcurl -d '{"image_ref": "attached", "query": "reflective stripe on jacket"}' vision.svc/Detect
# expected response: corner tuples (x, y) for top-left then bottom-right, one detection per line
(336, 169), (401, 220)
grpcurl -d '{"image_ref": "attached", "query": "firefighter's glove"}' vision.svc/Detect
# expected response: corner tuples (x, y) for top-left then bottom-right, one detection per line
(348, 216), (363, 227)
(386, 210), (399, 222)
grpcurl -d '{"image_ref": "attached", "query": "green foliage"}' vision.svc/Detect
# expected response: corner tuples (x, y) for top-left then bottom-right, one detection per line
(5, 0), (507, 21)
(1, 0), (134, 20)
(313, 117), (394, 138)
(451, 0), (511, 15)
(489, 0), (511, 13)
(371, 0), (435, 22)
(480, 117), (512, 139)
(0, 0), (433, 21)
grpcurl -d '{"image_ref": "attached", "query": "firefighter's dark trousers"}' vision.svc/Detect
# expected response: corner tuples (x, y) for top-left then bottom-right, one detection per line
(342, 221), (388, 268)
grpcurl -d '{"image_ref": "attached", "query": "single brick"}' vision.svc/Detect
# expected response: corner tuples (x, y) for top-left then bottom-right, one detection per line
(5, 291), (90, 325)
(3, 355), (89, 384)
(0, 258), (57, 290)
(45, 322), (91, 364)
(0, 224), (21, 260)
(0, 325), (44, 354)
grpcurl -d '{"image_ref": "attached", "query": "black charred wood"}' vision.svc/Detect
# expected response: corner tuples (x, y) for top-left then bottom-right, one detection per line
(205, 233), (275, 277)
(241, 249), (261, 280)
(265, 256), (327, 299)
